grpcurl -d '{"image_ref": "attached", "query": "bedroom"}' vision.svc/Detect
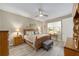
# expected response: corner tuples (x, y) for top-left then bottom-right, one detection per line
(0, 3), (78, 56)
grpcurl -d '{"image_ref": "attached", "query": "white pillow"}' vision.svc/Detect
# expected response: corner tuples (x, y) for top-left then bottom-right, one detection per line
(26, 31), (34, 36)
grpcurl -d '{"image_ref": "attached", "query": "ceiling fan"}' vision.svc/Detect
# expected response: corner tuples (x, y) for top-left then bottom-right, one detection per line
(35, 8), (48, 17)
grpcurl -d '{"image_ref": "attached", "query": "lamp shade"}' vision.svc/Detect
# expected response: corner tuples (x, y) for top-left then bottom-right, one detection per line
(16, 28), (20, 32)
(49, 31), (54, 34)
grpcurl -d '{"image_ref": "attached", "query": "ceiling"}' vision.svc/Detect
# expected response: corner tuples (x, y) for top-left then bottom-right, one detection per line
(0, 3), (73, 21)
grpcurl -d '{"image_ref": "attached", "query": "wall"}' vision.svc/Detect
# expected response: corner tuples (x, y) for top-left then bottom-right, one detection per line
(0, 10), (3, 30)
(41, 22), (48, 34)
(62, 17), (73, 42)
(46, 16), (73, 42)
(0, 10), (43, 40)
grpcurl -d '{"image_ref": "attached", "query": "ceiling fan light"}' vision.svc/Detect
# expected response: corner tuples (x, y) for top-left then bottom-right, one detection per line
(39, 14), (43, 17)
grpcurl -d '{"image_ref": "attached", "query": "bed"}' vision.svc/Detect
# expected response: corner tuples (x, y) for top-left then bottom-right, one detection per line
(23, 29), (51, 50)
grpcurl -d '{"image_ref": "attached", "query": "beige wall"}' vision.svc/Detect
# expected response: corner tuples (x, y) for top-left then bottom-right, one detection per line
(62, 17), (73, 41)
(0, 10), (3, 30)
(41, 22), (48, 34)
(0, 10), (43, 37)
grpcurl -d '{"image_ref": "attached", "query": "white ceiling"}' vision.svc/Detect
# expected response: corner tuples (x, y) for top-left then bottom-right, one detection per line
(0, 3), (73, 21)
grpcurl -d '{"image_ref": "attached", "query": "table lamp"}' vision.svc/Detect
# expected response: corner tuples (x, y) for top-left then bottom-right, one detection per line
(16, 28), (20, 36)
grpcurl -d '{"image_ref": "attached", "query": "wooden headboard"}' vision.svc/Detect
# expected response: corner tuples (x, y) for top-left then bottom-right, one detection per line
(23, 29), (35, 35)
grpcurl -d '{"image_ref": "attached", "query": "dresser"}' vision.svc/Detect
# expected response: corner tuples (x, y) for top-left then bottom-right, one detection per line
(13, 35), (24, 46)
(0, 31), (9, 56)
(64, 38), (79, 56)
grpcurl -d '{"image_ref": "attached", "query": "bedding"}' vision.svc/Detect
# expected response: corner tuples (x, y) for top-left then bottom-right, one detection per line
(23, 29), (51, 50)
(24, 35), (36, 44)
(24, 34), (50, 48)
(24, 34), (49, 43)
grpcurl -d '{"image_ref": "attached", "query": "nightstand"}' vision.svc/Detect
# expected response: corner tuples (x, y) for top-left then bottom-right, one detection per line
(13, 35), (24, 46)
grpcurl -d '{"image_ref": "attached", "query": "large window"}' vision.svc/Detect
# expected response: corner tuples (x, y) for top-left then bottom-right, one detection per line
(48, 21), (61, 34)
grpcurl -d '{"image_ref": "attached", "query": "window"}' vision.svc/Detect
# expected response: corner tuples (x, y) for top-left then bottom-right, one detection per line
(48, 21), (61, 34)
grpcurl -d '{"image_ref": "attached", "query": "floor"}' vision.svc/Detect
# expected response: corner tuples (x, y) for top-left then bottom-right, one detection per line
(9, 41), (64, 56)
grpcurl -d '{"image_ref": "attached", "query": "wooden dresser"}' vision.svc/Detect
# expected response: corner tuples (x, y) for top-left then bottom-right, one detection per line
(64, 38), (79, 56)
(13, 35), (24, 46)
(0, 31), (9, 56)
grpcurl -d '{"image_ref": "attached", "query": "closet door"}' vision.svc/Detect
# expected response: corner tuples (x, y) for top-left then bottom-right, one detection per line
(0, 31), (2, 55)
(0, 31), (9, 56)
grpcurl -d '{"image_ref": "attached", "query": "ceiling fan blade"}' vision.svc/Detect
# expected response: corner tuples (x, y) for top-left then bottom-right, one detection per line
(43, 14), (48, 17)
(35, 14), (48, 17)
(39, 8), (43, 12)
(35, 15), (39, 17)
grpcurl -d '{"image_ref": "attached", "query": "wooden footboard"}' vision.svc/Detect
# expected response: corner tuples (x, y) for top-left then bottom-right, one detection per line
(35, 35), (51, 50)
(24, 35), (51, 51)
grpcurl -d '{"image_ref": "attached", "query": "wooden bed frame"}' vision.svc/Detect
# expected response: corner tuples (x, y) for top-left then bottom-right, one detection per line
(23, 29), (51, 50)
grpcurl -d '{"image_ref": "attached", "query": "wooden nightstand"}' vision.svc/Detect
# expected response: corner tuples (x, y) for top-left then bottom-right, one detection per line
(13, 35), (24, 46)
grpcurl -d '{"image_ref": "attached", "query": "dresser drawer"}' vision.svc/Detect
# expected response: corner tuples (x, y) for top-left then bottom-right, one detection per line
(13, 36), (24, 46)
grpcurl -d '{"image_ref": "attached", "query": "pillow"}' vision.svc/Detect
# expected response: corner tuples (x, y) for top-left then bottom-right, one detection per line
(26, 31), (35, 36)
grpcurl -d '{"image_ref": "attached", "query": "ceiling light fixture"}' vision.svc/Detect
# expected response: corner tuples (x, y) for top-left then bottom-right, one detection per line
(35, 4), (48, 17)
